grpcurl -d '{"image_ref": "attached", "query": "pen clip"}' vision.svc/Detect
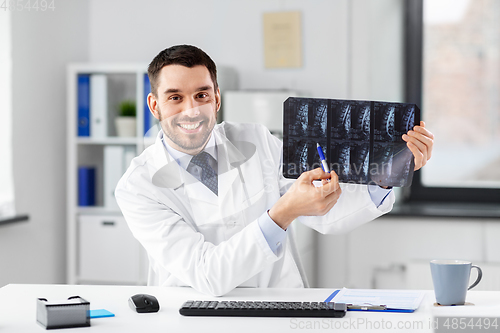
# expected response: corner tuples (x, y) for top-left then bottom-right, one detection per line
(347, 304), (387, 311)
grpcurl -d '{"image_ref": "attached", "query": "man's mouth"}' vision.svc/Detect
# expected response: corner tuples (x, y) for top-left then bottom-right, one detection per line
(178, 121), (203, 131)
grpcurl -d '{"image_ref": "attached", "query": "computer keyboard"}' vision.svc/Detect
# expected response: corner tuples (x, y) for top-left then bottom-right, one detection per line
(179, 300), (347, 317)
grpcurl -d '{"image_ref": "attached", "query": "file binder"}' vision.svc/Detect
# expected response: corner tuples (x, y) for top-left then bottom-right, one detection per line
(78, 166), (95, 206)
(103, 146), (124, 210)
(144, 74), (152, 136)
(77, 75), (90, 137)
(90, 74), (108, 138)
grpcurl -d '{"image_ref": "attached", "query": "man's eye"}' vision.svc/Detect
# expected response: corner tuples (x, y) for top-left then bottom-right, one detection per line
(197, 93), (208, 99)
(169, 96), (181, 101)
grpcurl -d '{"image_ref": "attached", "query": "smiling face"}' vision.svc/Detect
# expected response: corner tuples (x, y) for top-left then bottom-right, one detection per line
(148, 64), (221, 155)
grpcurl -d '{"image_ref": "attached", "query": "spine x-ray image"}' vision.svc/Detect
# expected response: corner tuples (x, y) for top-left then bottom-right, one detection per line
(283, 97), (420, 187)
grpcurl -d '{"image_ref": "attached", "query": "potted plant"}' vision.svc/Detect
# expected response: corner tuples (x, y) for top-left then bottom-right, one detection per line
(115, 100), (136, 137)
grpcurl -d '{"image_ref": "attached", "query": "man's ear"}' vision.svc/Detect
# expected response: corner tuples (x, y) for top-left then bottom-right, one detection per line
(147, 93), (160, 120)
(215, 87), (221, 112)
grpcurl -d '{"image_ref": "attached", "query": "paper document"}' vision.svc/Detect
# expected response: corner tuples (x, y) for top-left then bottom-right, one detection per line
(327, 288), (425, 312)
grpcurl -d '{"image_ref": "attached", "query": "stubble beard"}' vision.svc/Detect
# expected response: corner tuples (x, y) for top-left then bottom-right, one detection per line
(158, 108), (216, 152)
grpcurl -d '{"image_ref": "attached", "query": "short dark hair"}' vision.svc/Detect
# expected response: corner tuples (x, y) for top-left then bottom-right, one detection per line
(148, 45), (218, 97)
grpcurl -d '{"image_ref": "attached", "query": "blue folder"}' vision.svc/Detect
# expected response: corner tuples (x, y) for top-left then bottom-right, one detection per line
(144, 74), (152, 136)
(77, 74), (90, 137)
(78, 166), (95, 206)
(325, 289), (424, 313)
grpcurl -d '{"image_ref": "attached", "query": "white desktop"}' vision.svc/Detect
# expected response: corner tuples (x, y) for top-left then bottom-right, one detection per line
(1, 284), (499, 332)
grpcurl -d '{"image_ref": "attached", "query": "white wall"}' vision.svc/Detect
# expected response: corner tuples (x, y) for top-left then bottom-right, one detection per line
(350, 0), (404, 101)
(86, 0), (403, 101)
(88, 0), (350, 98)
(0, 1), (89, 287)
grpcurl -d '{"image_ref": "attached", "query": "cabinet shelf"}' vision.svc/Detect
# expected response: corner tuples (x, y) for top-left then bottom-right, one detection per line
(77, 206), (123, 215)
(77, 137), (137, 145)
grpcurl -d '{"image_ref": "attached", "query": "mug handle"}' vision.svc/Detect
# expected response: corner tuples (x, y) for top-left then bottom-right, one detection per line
(468, 265), (482, 290)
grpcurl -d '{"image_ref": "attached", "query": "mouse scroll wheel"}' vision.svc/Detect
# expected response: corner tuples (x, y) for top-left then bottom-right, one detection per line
(144, 299), (150, 305)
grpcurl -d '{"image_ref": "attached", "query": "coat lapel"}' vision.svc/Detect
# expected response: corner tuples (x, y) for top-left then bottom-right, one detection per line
(149, 126), (264, 228)
(213, 125), (264, 221)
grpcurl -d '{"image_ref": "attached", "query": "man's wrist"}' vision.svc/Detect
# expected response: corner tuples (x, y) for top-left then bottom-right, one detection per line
(267, 206), (294, 230)
(258, 212), (287, 255)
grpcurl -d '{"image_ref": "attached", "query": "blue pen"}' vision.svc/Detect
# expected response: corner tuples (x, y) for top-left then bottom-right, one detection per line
(316, 143), (330, 173)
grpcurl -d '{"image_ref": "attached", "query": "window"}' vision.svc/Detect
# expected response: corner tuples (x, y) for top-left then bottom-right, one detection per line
(0, 11), (16, 218)
(405, 0), (500, 203)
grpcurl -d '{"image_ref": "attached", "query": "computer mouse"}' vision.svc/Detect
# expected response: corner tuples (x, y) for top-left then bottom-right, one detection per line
(129, 294), (160, 313)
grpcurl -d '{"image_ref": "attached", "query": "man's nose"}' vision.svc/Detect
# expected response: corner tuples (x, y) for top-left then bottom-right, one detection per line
(182, 98), (200, 117)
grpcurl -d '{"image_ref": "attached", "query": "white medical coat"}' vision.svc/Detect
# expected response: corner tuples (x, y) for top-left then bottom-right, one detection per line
(115, 122), (395, 296)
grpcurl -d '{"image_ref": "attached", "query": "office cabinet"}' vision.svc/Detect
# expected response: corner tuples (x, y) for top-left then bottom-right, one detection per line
(78, 215), (147, 283)
(66, 64), (153, 285)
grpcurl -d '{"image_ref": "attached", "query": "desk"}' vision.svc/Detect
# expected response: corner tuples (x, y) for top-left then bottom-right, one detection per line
(1, 284), (499, 332)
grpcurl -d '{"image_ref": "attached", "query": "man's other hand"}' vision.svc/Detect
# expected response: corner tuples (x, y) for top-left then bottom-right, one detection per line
(402, 121), (434, 171)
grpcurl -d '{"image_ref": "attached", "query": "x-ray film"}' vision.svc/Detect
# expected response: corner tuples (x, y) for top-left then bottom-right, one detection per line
(283, 97), (420, 187)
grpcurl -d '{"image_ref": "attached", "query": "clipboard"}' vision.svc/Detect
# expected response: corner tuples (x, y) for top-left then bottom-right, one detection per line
(325, 288), (425, 313)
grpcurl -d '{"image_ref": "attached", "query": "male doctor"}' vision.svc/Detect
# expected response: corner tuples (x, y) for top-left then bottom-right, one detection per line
(116, 45), (434, 296)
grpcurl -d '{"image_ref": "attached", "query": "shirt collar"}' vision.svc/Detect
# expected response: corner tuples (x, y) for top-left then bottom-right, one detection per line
(161, 130), (218, 170)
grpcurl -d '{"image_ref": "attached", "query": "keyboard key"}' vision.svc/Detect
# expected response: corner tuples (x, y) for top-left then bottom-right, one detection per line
(181, 301), (193, 309)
